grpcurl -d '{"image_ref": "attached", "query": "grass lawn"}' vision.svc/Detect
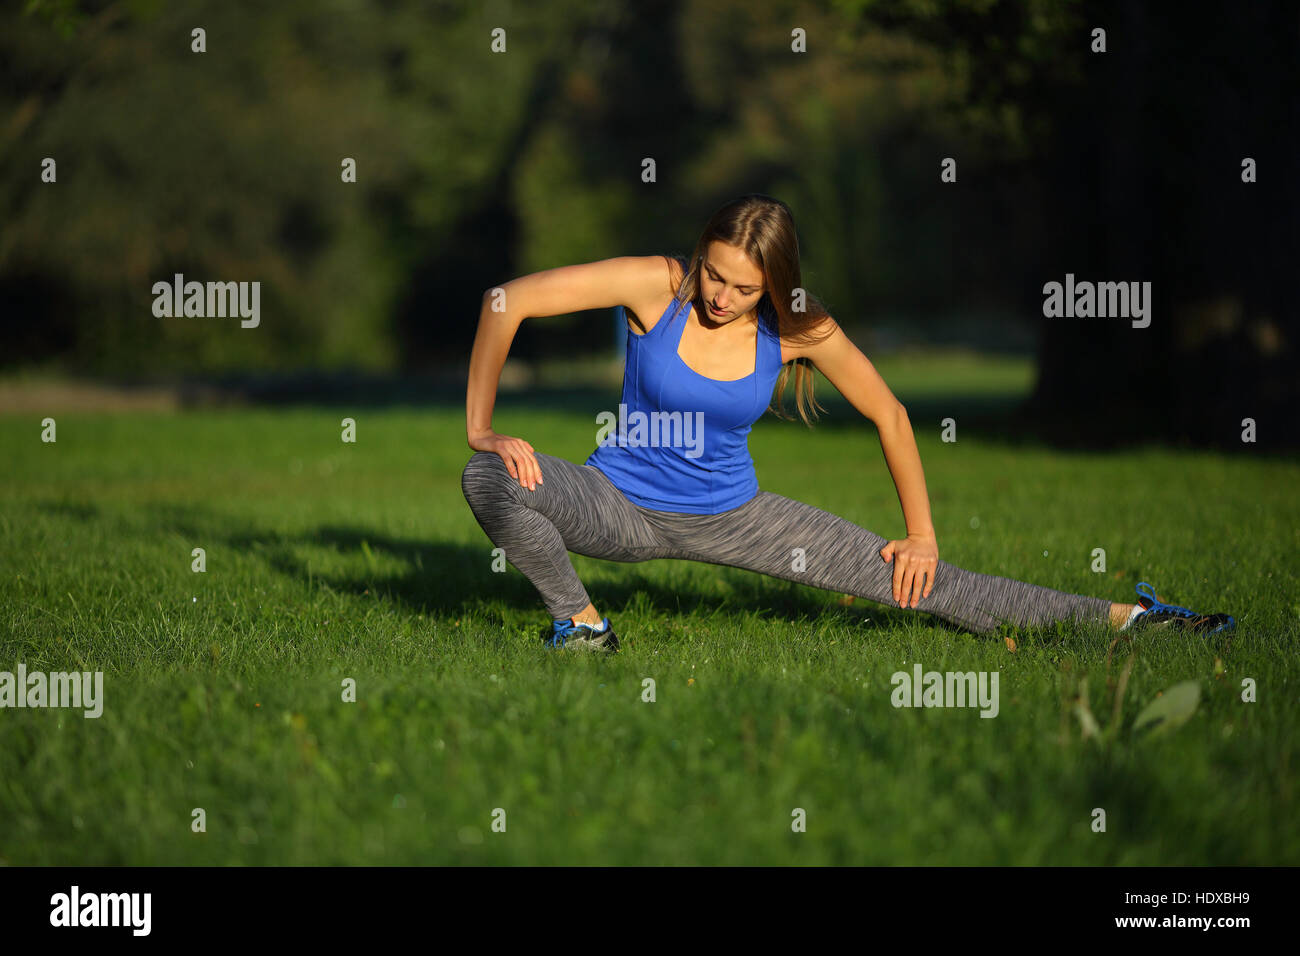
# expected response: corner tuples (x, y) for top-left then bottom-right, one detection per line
(1, 358), (1296, 864)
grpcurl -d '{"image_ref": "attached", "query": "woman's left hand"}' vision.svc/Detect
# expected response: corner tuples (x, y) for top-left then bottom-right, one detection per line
(879, 531), (939, 608)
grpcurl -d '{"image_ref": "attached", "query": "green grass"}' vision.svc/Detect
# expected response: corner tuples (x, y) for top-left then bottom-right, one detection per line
(1, 379), (1297, 864)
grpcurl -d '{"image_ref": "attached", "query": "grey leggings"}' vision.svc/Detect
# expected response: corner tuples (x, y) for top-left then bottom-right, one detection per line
(460, 450), (1112, 635)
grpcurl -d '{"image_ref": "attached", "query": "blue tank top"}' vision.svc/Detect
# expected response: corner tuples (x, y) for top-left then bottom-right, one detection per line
(584, 286), (784, 514)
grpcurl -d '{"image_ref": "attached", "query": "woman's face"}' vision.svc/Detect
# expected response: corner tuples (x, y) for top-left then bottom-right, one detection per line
(699, 241), (764, 323)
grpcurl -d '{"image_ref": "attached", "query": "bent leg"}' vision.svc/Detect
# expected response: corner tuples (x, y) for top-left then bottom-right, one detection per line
(460, 451), (665, 620)
(642, 490), (1111, 635)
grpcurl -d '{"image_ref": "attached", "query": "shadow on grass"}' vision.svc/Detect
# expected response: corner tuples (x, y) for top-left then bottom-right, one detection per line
(29, 497), (1088, 643)
(234, 524), (941, 630)
(119, 500), (959, 636)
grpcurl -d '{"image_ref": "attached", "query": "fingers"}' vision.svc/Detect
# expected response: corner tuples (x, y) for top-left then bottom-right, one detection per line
(880, 540), (941, 608)
(907, 565), (936, 608)
(516, 451), (542, 490)
(882, 543), (904, 604)
(521, 447), (543, 490)
(520, 441), (540, 488)
(498, 441), (544, 490)
(900, 565), (916, 608)
(888, 551), (938, 608)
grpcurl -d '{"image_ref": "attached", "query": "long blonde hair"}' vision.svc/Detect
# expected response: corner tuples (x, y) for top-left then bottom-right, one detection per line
(668, 194), (835, 425)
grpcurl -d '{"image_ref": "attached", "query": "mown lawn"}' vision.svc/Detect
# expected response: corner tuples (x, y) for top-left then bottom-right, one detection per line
(1, 361), (1296, 864)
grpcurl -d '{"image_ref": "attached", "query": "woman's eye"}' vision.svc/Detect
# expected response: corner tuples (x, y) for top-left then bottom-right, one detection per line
(707, 270), (754, 294)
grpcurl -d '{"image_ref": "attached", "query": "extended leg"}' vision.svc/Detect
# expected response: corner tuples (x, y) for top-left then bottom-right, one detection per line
(639, 490), (1111, 635)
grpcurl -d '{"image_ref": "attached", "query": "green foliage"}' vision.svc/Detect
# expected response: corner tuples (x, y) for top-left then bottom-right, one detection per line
(2, 0), (620, 373)
(2, 0), (1095, 375)
(1132, 680), (1202, 738)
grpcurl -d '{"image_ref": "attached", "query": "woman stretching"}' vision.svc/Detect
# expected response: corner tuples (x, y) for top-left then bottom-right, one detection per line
(461, 195), (1234, 652)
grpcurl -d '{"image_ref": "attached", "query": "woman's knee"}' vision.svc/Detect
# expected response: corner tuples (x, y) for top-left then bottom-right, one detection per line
(460, 450), (514, 505)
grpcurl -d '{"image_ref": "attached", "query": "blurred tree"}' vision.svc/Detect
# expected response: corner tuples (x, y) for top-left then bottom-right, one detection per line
(4, 0), (1293, 449)
(1, 0), (620, 375)
(822, 0), (1298, 447)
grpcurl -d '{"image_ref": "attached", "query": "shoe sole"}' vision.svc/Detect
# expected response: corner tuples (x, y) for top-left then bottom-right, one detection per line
(1138, 616), (1235, 635)
(563, 635), (619, 652)
(549, 632), (619, 652)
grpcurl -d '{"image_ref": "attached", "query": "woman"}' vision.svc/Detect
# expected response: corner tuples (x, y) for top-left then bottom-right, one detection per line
(461, 195), (1234, 651)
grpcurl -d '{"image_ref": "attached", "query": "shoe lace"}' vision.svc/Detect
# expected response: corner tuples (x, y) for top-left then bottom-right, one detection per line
(548, 617), (603, 646)
(1135, 581), (1199, 620)
(547, 618), (574, 646)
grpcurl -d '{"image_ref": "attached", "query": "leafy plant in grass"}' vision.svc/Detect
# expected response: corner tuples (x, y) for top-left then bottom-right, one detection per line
(1060, 633), (1202, 746)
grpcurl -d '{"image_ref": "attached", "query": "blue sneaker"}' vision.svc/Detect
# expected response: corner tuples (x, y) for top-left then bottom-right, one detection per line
(543, 616), (620, 652)
(1126, 582), (1235, 635)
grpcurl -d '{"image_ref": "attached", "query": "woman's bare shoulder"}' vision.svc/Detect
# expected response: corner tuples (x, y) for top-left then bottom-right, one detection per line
(665, 254), (686, 291)
(776, 311), (839, 364)
(626, 255), (688, 336)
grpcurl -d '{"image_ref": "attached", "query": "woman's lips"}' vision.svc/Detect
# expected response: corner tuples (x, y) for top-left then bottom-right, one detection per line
(709, 304), (727, 316)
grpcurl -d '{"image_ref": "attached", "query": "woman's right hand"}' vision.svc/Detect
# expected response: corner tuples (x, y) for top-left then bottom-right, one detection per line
(468, 430), (544, 491)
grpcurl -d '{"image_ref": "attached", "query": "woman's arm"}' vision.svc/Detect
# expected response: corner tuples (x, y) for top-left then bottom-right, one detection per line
(876, 403), (936, 540)
(799, 319), (939, 608)
(465, 287), (524, 446)
(465, 256), (672, 489)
